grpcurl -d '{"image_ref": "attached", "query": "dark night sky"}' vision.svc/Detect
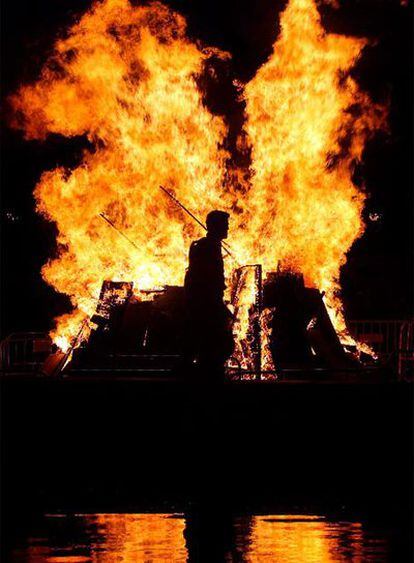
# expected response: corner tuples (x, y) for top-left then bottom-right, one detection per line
(1, 0), (413, 338)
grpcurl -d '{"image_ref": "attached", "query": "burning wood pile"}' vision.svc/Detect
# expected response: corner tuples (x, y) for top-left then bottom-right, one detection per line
(71, 281), (187, 373)
(229, 265), (365, 378)
(8, 0), (387, 377)
(66, 268), (366, 378)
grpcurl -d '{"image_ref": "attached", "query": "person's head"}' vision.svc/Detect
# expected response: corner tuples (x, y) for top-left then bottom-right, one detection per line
(206, 210), (229, 240)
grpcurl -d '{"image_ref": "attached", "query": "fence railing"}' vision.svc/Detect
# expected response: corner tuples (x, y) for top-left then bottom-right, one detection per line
(0, 333), (52, 373)
(348, 320), (406, 358)
(349, 319), (413, 379)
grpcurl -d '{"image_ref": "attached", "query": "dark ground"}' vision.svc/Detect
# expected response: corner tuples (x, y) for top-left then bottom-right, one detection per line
(1, 0), (413, 338)
(1, 378), (413, 559)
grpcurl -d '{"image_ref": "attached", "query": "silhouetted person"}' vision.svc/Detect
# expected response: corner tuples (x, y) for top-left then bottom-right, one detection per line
(184, 504), (239, 562)
(184, 210), (233, 378)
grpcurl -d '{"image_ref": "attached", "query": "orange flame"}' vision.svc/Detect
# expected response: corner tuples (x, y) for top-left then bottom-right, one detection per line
(10, 0), (386, 352)
(10, 0), (236, 348)
(239, 0), (386, 342)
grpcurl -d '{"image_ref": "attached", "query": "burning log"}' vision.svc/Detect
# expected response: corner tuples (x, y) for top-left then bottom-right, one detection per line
(229, 266), (361, 378)
(229, 265), (263, 377)
(263, 271), (312, 367)
(263, 271), (357, 370)
(70, 281), (187, 374)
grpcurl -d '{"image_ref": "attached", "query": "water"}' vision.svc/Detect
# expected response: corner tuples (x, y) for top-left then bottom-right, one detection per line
(10, 512), (393, 562)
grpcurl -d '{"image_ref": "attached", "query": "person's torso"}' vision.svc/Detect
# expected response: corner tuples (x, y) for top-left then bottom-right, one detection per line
(184, 237), (225, 307)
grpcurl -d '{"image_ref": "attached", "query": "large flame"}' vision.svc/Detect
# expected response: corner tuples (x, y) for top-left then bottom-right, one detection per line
(238, 0), (386, 338)
(10, 0), (236, 349)
(10, 0), (386, 352)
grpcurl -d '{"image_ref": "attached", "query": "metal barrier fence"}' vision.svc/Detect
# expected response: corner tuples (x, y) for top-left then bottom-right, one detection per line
(348, 320), (406, 359)
(348, 320), (413, 375)
(0, 333), (52, 373)
(397, 320), (414, 380)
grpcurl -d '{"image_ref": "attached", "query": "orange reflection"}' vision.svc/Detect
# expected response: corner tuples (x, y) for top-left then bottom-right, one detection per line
(20, 513), (187, 562)
(245, 515), (367, 562)
(86, 513), (187, 562)
(14, 512), (390, 561)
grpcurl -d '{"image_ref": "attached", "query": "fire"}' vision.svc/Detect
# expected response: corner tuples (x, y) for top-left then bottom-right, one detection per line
(9, 0), (236, 346)
(238, 0), (386, 342)
(10, 0), (386, 353)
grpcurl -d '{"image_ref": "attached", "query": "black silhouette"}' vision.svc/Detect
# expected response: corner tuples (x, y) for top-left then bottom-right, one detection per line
(184, 504), (249, 562)
(184, 210), (234, 377)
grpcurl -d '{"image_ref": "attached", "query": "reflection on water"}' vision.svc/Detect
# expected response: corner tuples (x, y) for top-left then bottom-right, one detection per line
(12, 512), (390, 562)
(247, 515), (384, 562)
(13, 514), (187, 562)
